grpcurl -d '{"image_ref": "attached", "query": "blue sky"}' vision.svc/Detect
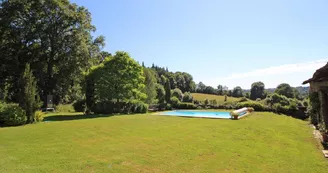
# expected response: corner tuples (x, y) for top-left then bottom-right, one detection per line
(71, 0), (328, 89)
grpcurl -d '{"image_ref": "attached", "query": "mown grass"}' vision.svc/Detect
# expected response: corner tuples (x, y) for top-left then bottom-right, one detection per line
(0, 112), (327, 173)
(192, 93), (241, 104)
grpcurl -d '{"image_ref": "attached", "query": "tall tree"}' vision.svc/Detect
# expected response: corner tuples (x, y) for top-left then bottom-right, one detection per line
(275, 83), (294, 98)
(143, 68), (157, 104)
(90, 51), (146, 103)
(250, 82), (265, 100)
(165, 80), (171, 103)
(217, 85), (223, 95)
(232, 86), (243, 98)
(0, 0), (104, 104)
(19, 64), (41, 123)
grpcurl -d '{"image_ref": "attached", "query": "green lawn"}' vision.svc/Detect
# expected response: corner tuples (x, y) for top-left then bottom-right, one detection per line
(192, 93), (241, 104)
(0, 112), (327, 173)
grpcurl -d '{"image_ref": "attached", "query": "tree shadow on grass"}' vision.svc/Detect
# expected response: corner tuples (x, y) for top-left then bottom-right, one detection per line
(44, 113), (117, 122)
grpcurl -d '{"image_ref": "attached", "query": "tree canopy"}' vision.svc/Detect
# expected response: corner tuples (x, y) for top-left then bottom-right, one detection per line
(275, 83), (294, 98)
(250, 82), (265, 100)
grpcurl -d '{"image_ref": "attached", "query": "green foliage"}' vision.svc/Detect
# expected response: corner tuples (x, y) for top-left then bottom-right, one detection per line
(270, 93), (290, 106)
(90, 51), (146, 102)
(56, 104), (75, 113)
(165, 81), (171, 103)
(73, 100), (86, 112)
(34, 111), (44, 122)
(0, 103), (26, 126)
(239, 97), (248, 102)
(217, 85), (223, 95)
(0, 0), (104, 104)
(224, 95), (227, 102)
(19, 64), (42, 123)
(275, 83), (294, 98)
(236, 101), (267, 111)
(172, 88), (183, 101)
(232, 86), (243, 98)
(143, 68), (157, 104)
(165, 104), (173, 110)
(155, 84), (166, 105)
(170, 97), (180, 107)
(174, 102), (197, 109)
(182, 92), (193, 102)
(91, 100), (148, 114)
(204, 99), (209, 106)
(250, 81), (265, 100)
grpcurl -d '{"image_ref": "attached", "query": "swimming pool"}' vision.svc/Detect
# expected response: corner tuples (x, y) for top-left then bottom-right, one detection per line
(159, 110), (241, 119)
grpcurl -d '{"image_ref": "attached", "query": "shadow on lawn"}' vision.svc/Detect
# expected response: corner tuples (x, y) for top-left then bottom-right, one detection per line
(44, 114), (116, 122)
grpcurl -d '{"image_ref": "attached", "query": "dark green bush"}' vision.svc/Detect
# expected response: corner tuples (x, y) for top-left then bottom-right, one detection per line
(73, 100), (86, 112)
(165, 104), (172, 110)
(170, 96), (180, 107)
(91, 100), (148, 114)
(182, 92), (193, 102)
(271, 93), (290, 106)
(236, 101), (267, 111)
(175, 102), (197, 109)
(0, 103), (27, 126)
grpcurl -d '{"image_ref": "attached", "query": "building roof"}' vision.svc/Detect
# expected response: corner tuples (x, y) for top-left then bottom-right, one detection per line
(303, 62), (328, 84)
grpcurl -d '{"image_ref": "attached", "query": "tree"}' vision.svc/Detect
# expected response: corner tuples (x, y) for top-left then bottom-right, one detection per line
(217, 85), (223, 95)
(0, 0), (104, 105)
(165, 80), (171, 103)
(196, 82), (206, 93)
(250, 82), (265, 100)
(90, 51), (146, 103)
(275, 83), (294, 98)
(143, 68), (157, 104)
(155, 84), (165, 110)
(19, 64), (41, 123)
(175, 72), (186, 92)
(204, 86), (216, 94)
(232, 86), (243, 98)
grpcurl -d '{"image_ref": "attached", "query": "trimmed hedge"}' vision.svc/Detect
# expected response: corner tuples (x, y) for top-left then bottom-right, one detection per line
(91, 100), (148, 114)
(236, 101), (268, 111)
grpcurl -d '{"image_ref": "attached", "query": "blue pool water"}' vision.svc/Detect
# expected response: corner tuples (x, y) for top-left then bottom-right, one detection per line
(160, 110), (234, 119)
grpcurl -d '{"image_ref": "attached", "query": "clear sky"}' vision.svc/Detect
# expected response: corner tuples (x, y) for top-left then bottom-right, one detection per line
(71, 0), (328, 89)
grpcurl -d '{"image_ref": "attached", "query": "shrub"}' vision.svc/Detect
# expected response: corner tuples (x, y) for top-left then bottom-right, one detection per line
(171, 88), (183, 101)
(175, 102), (197, 109)
(73, 100), (86, 112)
(271, 93), (290, 106)
(256, 98), (262, 102)
(239, 97), (248, 102)
(170, 96), (180, 107)
(0, 103), (27, 126)
(182, 92), (193, 102)
(34, 111), (44, 122)
(165, 104), (172, 110)
(91, 100), (148, 114)
(224, 95), (227, 102)
(56, 104), (75, 112)
(303, 100), (309, 107)
(236, 101), (267, 111)
(204, 99), (209, 106)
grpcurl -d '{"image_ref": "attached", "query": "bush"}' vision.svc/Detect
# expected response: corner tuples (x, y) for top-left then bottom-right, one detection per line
(56, 104), (75, 112)
(34, 111), (44, 122)
(271, 93), (290, 106)
(236, 101), (267, 111)
(175, 102), (197, 109)
(0, 103), (27, 126)
(303, 100), (309, 107)
(170, 96), (180, 107)
(256, 98), (262, 102)
(171, 88), (183, 101)
(73, 100), (86, 112)
(182, 92), (193, 102)
(239, 97), (248, 102)
(204, 99), (209, 105)
(165, 104), (172, 110)
(91, 100), (148, 114)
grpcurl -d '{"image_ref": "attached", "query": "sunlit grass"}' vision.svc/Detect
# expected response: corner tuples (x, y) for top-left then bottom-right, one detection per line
(192, 93), (241, 104)
(0, 112), (327, 173)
